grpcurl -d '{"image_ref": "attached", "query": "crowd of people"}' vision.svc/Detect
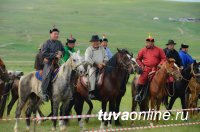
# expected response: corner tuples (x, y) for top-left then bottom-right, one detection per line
(34, 26), (196, 102)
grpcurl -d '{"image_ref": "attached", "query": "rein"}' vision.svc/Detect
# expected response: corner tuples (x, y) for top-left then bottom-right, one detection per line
(182, 63), (200, 82)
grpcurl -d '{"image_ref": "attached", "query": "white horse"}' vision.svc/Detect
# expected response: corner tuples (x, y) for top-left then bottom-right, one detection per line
(14, 50), (85, 132)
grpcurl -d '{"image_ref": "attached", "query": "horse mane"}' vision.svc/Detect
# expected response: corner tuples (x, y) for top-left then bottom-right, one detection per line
(0, 58), (6, 68)
(105, 54), (117, 74)
(57, 58), (72, 76)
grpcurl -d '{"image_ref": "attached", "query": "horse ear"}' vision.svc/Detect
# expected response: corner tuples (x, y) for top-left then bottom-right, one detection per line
(130, 52), (133, 57)
(117, 48), (121, 53)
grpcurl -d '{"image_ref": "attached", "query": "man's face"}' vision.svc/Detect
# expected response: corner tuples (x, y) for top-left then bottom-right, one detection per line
(50, 31), (59, 40)
(167, 44), (174, 50)
(92, 41), (100, 48)
(182, 48), (188, 53)
(68, 43), (75, 48)
(146, 41), (154, 48)
(101, 41), (108, 48)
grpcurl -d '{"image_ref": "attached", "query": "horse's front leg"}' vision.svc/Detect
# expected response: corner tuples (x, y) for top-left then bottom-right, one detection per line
(84, 97), (93, 123)
(115, 96), (122, 126)
(52, 100), (59, 131)
(100, 100), (107, 130)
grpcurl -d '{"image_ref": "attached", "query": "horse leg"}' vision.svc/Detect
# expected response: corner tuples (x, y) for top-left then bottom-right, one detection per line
(25, 94), (38, 131)
(60, 98), (71, 131)
(114, 96), (122, 126)
(52, 101), (59, 131)
(100, 101), (107, 129)
(131, 96), (137, 127)
(14, 99), (27, 132)
(84, 97), (93, 123)
(0, 83), (11, 118)
(64, 98), (75, 125)
(180, 95), (187, 119)
(74, 95), (84, 129)
(7, 91), (18, 117)
(108, 100), (115, 128)
(168, 96), (177, 116)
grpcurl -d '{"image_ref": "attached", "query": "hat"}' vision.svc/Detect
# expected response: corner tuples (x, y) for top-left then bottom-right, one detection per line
(181, 44), (189, 48)
(102, 34), (108, 42)
(67, 34), (76, 44)
(49, 25), (59, 33)
(90, 35), (100, 42)
(166, 40), (176, 45)
(146, 33), (154, 42)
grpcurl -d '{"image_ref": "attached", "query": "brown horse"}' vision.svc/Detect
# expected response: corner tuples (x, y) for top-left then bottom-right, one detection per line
(187, 62), (200, 115)
(0, 58), (9, 118)
(69, 49), (135, 129)
(150, 58), (182, 122)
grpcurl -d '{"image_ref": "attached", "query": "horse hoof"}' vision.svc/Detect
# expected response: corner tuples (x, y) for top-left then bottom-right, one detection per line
(150, 123), (154, 127)
(60, 125), (66, 131)
(115, 122), (122, 126)
(26, 126), (30, 132)
(108, 123), (112, 129)
(85, 118), (89, 123)
(52, 127), (56, 131)
(131, 122), (135, 127)
(100, 122), (105, 130)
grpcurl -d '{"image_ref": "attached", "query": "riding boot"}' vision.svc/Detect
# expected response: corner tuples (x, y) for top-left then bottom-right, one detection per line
(135, 84), (144, 102)
(41, 63), (52, 102)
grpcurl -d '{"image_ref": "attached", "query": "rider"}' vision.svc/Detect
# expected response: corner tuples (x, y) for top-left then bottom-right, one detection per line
(40, 26), (65, 102)
(163, 40), (183, 68)
(135, 34), (166, 102)
(85, 35), (108, 97)
(100, 34), (113, 59)
(34, 44), (44, 75)
(60, 34), (76, 64)
(179, 44), (196, 69)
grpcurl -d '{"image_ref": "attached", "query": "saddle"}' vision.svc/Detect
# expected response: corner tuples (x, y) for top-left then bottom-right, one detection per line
(80, 70), (105, 88)
(35, 68), (59, 81)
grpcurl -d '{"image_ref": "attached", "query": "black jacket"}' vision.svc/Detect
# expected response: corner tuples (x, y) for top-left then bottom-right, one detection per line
(41, 39), (65, 60)
(163, 48), (183, 67)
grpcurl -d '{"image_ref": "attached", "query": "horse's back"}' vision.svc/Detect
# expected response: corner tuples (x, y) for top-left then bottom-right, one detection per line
(19, 71), (41, 98)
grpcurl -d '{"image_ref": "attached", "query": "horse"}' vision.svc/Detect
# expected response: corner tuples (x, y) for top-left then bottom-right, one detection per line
(14, 51), (85, 132)
(150, 58), (182, 122)
(0, 71), (23, 118)
(166, 62), (200, 117)
(66, 48), (136, 129)
(131, 74), (150, 126)
(186, 62), (200, 115)
(0, 58), (9, 118)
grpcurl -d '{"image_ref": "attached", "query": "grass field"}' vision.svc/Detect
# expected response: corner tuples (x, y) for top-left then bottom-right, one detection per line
(0, 0), (200, 131)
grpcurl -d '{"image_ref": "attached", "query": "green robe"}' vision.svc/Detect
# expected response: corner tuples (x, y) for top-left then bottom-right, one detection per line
(60, 46), (75, 64)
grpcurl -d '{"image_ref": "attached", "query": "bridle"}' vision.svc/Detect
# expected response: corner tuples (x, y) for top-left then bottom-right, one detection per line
(182, 63), (200, 82)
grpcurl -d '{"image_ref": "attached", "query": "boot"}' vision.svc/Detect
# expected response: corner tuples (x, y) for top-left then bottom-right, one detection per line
(135, 84), (144, 102)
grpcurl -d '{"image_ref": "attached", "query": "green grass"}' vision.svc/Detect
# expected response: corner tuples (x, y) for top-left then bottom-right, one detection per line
(0, 0), (200, 131)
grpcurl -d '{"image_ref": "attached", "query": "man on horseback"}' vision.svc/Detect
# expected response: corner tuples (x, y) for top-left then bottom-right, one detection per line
(163, 40), (183, 68)
(85, 35), (108, 97)
(100, 34), (113, 59)
(60, 34), (76, 64)
(40, 26), (65, 102)
(135, 35), (166, 102)
(179, 44), (196, 69)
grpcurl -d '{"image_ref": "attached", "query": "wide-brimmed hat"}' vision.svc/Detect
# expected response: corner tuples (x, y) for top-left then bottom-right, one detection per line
(181, 43), (189, 48)
(166, 40), (176, 45)
(90, 35), (100, 42)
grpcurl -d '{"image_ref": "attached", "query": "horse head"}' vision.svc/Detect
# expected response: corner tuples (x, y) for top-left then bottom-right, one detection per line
(68, 50), (86, 75)
(116, 48), (135, 74)
(165, 58), (182, 81)
(191, 61), (200, 83)
(127, 52), (143, 74)
(0, 58), (9, 82)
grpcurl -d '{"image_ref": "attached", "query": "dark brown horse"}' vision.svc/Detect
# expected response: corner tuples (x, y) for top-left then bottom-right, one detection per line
(67, 49), (136, 129)
(150, 58), (182, 122)
(0, 58), (9, 118)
